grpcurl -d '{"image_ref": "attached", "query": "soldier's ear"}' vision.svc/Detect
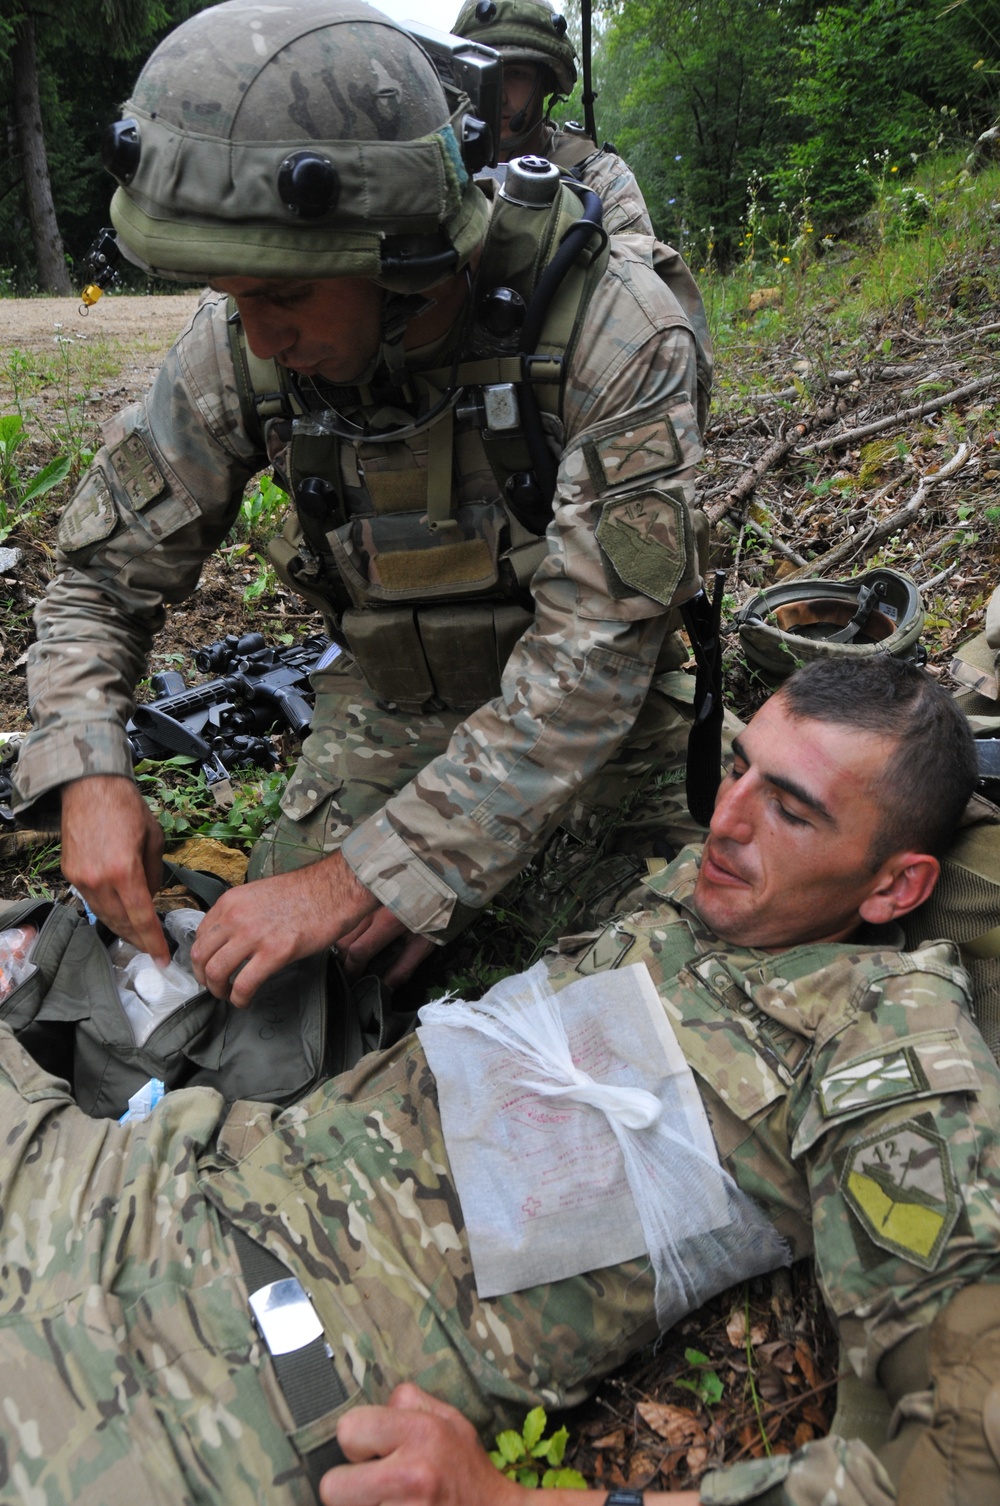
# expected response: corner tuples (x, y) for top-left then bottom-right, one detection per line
(859, 852), (940, 926)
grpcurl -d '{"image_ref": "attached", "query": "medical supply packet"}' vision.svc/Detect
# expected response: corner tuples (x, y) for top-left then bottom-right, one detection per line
(418, 960), (787, 1328)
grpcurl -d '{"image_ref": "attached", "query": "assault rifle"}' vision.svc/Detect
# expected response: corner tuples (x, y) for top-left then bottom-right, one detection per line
(128, 631), (341, 788)
(0, 632), (341, 828)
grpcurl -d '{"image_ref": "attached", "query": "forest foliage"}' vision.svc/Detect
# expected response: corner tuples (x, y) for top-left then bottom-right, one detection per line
(1, 0), (999, 290)
(584, 0), (1000, 265)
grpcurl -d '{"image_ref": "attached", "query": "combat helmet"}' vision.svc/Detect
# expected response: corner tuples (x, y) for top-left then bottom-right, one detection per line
(735, 568), (925, 685)
(455, 0), (577, 99)
(101, 0), (489, 294)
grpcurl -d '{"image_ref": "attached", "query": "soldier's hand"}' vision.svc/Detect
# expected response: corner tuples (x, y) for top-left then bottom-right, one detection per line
(321, 1384), (522, 1506)
(190, 850), (378, 1007)
(60, 775), (169, 963)
(337, 909), (436, 988)
(321, 1384), (701, 1506)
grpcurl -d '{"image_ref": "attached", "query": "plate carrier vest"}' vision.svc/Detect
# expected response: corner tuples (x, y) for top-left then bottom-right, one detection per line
(228, 171), (709, 713)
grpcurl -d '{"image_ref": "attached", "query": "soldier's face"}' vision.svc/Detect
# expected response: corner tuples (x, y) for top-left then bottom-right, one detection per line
(501, 63), (543, 143)
(693, 692), (901, 950)
(211, 276), (383, 382)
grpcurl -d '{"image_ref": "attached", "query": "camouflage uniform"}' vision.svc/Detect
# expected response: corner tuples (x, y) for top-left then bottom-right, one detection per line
(454, 0), (655, 236)
(949, 583), (1000, 728)
(1, 845), (998, 1502)
(536, 119), (655, 235)
(17, 226), (710, 936)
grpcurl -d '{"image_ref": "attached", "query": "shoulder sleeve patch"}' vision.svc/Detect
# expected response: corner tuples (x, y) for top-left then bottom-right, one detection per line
(595, 485), (689, 605)
(108, 432), (167, 512)
(819, 1033), (979, 1119)
(594, 415), (682, 488)
(56, 471), (119, 552)
(573, 923), (636, 975)
(840, 1117), (959, 1270)
(820, 1049), (925, 1116)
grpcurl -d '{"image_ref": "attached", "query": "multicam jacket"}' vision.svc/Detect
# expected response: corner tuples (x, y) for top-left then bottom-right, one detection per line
(17, 224), (706, 933)
(547, 849), (1000, 1504)
(0, 846), (997, 1503)
(538, 120), (655, 236)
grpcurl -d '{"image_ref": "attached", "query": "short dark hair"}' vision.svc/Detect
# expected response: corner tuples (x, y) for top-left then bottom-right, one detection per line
(779, 656), (976, 862)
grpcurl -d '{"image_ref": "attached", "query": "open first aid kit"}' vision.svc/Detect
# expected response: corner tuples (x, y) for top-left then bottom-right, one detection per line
(0, 863), (414, 1121)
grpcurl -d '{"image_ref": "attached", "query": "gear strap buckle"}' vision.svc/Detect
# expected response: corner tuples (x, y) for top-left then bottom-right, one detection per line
(521, 352), (564, 382)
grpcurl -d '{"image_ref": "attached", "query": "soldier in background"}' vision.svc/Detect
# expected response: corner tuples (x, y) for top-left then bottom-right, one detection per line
(453, 0), (654, 235)
(1, 658), (997, 1506)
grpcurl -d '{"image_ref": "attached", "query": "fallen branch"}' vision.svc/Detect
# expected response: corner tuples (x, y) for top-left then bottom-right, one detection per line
(945, 320), (1000, 344)
(778, 443), (972, 580)
(922, 559), (962, 591)
(743, 362), (935, 402)
(745, 518), (809, 567)
(706, 400), (846, 526)
(799, 375), (997, 454)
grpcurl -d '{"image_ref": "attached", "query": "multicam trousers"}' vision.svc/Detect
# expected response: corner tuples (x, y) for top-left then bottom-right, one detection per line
(249, 647), (730, 935)
(0, 1022), (657, 1504)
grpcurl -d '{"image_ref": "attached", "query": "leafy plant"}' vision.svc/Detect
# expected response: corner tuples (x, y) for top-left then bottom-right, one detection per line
(0, 413), (71, 541)
(674, 1347), (724, 1406)
(237, 474), (289, 542)
(490, 1407), (587, 1490)
(135, 757), (288, 848)
(242, 555), (278, 605)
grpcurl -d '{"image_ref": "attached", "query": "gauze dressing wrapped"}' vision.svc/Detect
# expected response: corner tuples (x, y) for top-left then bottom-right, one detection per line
(418, 961), (788, 1329)
(109, 909), (205, 1046)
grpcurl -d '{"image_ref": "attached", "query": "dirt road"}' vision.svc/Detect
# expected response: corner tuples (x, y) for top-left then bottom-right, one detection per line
(2, 293), (201, 357)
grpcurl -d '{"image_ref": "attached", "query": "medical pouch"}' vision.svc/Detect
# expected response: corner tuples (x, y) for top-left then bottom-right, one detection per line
(0, 865), (414, 1120)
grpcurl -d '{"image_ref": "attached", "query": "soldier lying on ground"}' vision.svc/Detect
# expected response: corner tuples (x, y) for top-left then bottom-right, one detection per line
(3, 657), (997, 1506)
(13, 0), (711, 1007)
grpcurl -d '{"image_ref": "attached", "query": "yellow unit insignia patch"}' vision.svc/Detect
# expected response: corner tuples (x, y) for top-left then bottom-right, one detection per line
(841, 1119), (958, 1270)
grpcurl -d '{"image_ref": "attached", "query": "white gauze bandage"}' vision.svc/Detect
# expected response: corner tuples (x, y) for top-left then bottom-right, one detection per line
(418, 960), (788, 1329)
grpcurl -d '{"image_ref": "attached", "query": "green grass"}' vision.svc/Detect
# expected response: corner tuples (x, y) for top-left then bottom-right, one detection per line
(701, 151), (1000, 392)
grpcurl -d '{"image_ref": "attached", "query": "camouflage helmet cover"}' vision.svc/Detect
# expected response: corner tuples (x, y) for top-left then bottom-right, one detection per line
(107, 0), (488, 289)
(735, 568), (925, 685)
(454, 0), (577, 97)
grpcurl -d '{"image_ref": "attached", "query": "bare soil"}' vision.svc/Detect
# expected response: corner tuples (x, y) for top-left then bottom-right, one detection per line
(0, 292), (275, 740)
(1, 292), (201, 353)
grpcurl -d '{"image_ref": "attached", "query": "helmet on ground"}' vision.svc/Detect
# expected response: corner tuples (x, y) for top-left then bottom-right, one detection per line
(102, 0), (488, 292)
(735, 568), (925, 685)
(454, 0), (577, 97)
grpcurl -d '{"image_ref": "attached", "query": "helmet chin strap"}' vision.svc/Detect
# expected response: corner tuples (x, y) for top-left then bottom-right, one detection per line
(338, 288), (437, 390)
(501, 72), (548, 155)
(376, 289), (438, 384)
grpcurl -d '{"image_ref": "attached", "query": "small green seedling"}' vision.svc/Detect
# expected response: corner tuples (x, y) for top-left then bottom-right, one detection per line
(0, 414), (71, 540)
(490, 1407), (587, 1490)
(674, 1347), (724, 1406)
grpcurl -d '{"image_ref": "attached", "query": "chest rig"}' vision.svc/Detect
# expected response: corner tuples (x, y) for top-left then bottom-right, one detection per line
(229, 162), (608, 712)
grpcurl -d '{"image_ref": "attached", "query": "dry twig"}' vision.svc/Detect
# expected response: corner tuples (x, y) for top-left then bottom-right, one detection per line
(800, 375), (997, 453)
(706, 400), (846, 526)
(779, 443), (972, 580)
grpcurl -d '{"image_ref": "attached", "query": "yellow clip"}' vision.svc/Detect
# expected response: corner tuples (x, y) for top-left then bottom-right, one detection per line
(79, 284), (103, 315)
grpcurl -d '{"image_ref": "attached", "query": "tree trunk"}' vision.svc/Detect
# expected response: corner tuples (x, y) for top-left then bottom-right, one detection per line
(10, 14), (73, 294)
